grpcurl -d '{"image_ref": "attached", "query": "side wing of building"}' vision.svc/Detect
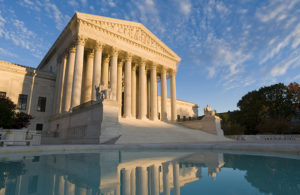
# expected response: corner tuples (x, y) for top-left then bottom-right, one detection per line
(0, 61), (55, 132)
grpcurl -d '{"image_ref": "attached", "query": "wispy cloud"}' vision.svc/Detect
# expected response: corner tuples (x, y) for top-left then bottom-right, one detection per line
(20, 0), (70, 30)
(270, 50), (300, 77)
(0, 48), (18, 57)
(255, 0), (299, 23)
(260, 23), (300, 64)
(178, 0), (192, 16)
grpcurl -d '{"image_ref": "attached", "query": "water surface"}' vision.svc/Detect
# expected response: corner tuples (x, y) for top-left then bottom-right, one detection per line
(0, 150), (299, 195)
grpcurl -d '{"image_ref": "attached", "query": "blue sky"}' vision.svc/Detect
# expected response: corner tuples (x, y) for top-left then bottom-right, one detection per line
(0, 0), (300, 114)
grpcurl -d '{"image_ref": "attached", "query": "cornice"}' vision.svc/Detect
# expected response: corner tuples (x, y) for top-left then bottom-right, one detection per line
(78, 17), (180, 64)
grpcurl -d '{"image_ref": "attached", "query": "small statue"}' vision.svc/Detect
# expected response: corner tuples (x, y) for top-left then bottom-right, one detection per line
(95, 85), (101, 101)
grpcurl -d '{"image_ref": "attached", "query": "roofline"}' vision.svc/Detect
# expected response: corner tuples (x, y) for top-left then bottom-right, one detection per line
(38, 12), (181, 70)
(37, 12), (78, 70)
(76, 12), (181, 61)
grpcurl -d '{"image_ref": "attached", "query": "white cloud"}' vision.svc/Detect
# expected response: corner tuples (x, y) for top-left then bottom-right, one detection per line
(270, 52), (300, 76)
(108, 0), (116, 7)
(256, 0), (299, 23)
(44, 0), (70, 30)
(261, 23), (300, 64)
(179, 0), (192, 16)
(0, 48), (18, 57)
(68, 0), (79, 7)
(205, 33), (251, 80)
(80, 0), (87, 5)
(19, 0), (70, 30)
(0, 11), (6, 37)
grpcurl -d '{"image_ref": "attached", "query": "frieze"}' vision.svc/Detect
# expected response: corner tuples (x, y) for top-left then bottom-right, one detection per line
(79, 18), (179, 61)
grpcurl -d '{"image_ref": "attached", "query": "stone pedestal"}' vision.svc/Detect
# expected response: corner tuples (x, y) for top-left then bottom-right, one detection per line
(99, 100), (122, 144)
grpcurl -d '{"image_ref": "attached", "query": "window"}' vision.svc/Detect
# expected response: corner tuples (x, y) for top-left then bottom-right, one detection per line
(36, 124), (43, 131)
(37, 97), (46, 112)
(17, 94), (28, 110)
(0, 91), (6, 97)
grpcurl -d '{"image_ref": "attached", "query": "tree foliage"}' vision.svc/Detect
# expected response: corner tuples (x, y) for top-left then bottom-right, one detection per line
(220, 82), (300, 135)
(0, 96), (33, 129)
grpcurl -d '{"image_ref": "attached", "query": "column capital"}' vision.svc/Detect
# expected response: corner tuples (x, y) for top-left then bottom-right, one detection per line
(132, 64), (137, 71)
(139, 58), (147, 66)
(103, 55), (110, 63)
(76, 35), (87, 46)
(125, 53), (132, 62)
(149, 63), (157, 70)
(169, 69), (176, 76)
(118, 60), (124, 67)
(87, 49), (94, 58)
(111, 47), (119, 57)
(94, 41), (103, 51)
(69, 45), (76, 53)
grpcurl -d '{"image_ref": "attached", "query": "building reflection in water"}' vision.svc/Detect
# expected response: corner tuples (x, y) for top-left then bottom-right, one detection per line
(0, 151), (224, 195)
(1, 151), (299, 195)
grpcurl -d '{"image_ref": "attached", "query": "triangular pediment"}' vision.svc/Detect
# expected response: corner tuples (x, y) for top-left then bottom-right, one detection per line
(76, 12), (180, 61)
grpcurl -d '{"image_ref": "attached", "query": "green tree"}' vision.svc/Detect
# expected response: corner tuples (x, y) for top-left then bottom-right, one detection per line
(237, 83), (294, 134)
(0, 96), (16, 128)
(0, 96), (32, 129)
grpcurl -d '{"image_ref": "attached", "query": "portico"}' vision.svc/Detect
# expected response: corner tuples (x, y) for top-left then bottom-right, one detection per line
(50, 12), (180, 122)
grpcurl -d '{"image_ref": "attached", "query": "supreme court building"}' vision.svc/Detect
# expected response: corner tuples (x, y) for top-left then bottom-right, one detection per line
(0, 13), (198, 144)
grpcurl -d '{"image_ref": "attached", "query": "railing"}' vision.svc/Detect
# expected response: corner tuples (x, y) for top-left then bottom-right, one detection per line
(227, 134), (300, 142)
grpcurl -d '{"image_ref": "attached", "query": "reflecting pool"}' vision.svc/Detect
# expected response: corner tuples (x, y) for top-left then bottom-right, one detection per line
(0, 150), (299, 195)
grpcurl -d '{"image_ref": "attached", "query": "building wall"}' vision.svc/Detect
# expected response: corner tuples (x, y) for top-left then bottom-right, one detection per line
(157, 96), (198, 120)
(0, 61), (55, 133)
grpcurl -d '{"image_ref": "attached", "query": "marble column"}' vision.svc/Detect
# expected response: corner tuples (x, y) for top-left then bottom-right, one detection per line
(160, 67), (167, 121)
(124, 54), (132, 118)
(121, 169), (131, 195)
(62, 45), (76, 112)
(163, 163), (170, 195)
(102, 55), (110, 88)
(81, 50), (94, 103)
(58, 176), (65, 195)
(150, 65), (158, 120)
(110, 48), (118, 100)
(71, 36), (86, 109)
(54, 58), (63, 114)
(65, 180), (75, 195)
(58, 55), (67, 113)
(138, 61), (146, 120)
(131, 65), (137, 118)
(150, 165), (159, 195)
(147, 75), (150, 118)
(136, 167), (147, 195)
(92, 42), (103, 101)
(131, 168), (136, 195)
(117, 60), (123, 117)
(170, 70), (177, 121)
(173, 163), (180, 195)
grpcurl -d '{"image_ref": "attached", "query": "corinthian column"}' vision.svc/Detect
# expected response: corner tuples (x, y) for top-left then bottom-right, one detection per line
(124, 53), (132, 118)
(102, 55), (110, 88)
(160, 67), (167, 121)
(150, 64), (157, 120)
(173, 163), (180, 195)
(62, 45), (76, 112)
(117, 60), (123, 116)
(81, 49), (94, 103)
(92, 42), (103, 101)
(71, 35), (86, 109)
(131, 65), (137, 118)
(170, 70), (177, 121)
(110, 48), (118, 100)
(138, 60), (146, 120)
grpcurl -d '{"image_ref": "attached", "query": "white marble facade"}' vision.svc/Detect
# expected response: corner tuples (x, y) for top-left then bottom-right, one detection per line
(0, 12), (198, 139)
(44, 12), (181, 122)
